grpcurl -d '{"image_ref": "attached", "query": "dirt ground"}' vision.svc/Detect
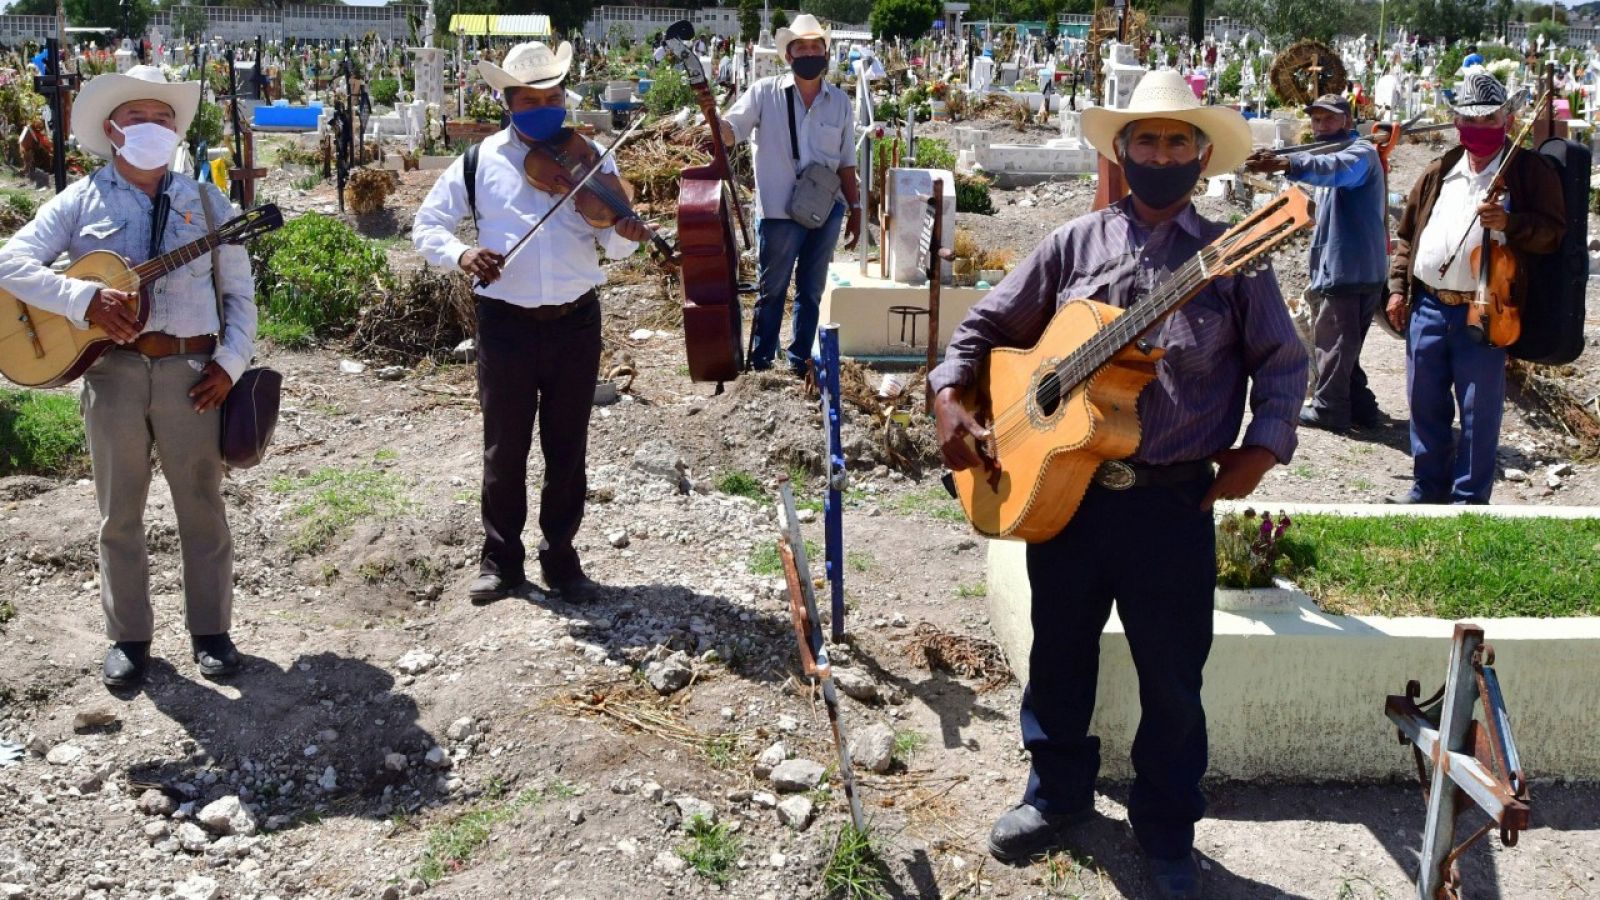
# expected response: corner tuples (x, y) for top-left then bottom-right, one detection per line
(2, 127), (1598, 900)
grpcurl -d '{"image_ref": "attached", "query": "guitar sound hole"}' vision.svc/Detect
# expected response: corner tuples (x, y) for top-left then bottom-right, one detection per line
(1034, 371), (1063, 417)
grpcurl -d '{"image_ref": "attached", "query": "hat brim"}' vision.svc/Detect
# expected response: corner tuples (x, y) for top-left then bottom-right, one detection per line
(72, 74), (199, 160)
(1450, 102), (1505, 117)
(1304, 101), (1350, 116)
(478, 42), (573, 93)
(1080, 105), (1252, 178)
(775, 27), (830, 60)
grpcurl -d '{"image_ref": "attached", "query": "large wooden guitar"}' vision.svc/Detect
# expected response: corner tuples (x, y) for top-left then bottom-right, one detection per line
(0, 203), (282, 388)
(951, 187), (1313, 542)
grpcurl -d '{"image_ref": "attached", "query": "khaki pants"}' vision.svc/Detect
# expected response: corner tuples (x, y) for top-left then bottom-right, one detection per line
(81, 349), (232, 642)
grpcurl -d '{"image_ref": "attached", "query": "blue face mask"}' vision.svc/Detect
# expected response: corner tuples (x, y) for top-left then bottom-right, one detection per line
(511, 106), (567, 142)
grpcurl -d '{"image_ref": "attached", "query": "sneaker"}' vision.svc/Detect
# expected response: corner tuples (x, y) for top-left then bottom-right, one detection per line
(102, 641), (151, 688)
(986, 802), (1095, 862)
(1145, 850), (1203, 900)
(191, 633), (241, 678)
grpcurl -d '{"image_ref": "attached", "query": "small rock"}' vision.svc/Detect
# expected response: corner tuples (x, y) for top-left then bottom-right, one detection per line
(318, 767), (338, 791)
(1551, 462), (1575, 477)
(673, 795), (718, 826)
(395, 649), (437, 675)
(338, 359), (366, 375)
(43, 744), (83, 766)
(751, 791), (778, 809)
(796, 508), (817, 523)
(633, 440), (687, 482)
(770, 758), (826, 792)
(176, 822), (212, 852)
(753, 742), (787, 778)
(142, 820), (170, 843)
(171, 874), (219, 900)
(849, 723), (897, 774)
(607, 529), (631, 549)
(1547, 470), (1564, 488)
(376, 366), (406, 381)
(71, 709), (119, 731)
(653, 850), (688, 875)
(197, 795), (257, 836)
(567, 807), (586, 825)
(645, 652), (693, 695)
(640, 781), (664, 803)
(832, 668), (879, 703)
(446, 717), (476, 742)
(777, 796), (815, 831)
(384, 753), (409, 773)
(775, 715), (800, 733)
(424, 747), (452, 769)
(452, 339), (476, 363)
(0, 884), (27, 900)
(1504, 468), (1529, 482)
(890, 613), (909, 627)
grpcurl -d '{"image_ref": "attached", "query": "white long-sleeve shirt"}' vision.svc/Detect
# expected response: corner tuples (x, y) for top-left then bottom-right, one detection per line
(722, 74), (855, 221)
(412, 128), (639, 306)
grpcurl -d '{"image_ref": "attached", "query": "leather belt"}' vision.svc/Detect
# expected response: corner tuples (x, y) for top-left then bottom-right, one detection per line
(481, 290), (597, 322)
(1433, 288), (1475, 306)
(1093, 459), (1215, 491)
(127, 332), (216, 359)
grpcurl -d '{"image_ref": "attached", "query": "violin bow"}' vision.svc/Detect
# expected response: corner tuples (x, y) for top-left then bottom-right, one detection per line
(484, 115), (651, 289)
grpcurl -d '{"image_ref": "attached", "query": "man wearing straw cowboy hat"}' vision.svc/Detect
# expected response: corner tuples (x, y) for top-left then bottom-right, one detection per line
(930, 70), (1306, 897)
(1384, 71), (1563, 505)
(0, 66), (256, 688)
(714, 13), (863, 378)
(414, 41), (650, 605)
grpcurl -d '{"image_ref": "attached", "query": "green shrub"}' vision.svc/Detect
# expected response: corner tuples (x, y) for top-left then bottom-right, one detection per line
(715, 470), (765, 501)
(186, 101), (224, 151)
(368, 77), (400, 106)
(911, 137), (956, 171)
(283, 70), (305, 104)
(872, 97), (902, 123)
(0, 388), (86, 477)
(258, 317), (316, 349)
(954, 172), (994, 215)
(643, 62), (697, 118)
(251, 213), (390, 336)
(1219, 59), (1242, 98)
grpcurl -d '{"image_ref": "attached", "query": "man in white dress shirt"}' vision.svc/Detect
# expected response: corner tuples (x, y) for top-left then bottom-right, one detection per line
(413, 41), (649, 603)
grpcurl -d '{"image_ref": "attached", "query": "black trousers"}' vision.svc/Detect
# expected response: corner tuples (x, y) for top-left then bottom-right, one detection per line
(1308, 287), (1382, 427)
(1019, 474), (1216, 860)
(475, 293), (602, 585)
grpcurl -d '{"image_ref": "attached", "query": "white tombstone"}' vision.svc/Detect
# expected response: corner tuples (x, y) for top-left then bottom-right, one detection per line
(408, 7), (446, 109)
(114, 38), (137, 74)
(886, 168), (956, 285)
(1103, 43), (1145, 110)
(970, 53), (995, 92)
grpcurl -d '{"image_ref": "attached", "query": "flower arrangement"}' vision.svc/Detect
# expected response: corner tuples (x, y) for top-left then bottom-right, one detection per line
(463, 89), (501, 124)
(929, 81), (950, 101)
(1215, 508), (1293, 589)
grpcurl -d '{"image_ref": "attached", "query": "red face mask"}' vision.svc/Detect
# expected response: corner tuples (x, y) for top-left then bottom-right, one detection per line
(1457, 123), (1506, 157)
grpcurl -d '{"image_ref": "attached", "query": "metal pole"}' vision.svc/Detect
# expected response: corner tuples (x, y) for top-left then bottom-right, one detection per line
(818, 324), (846, 641)
(1416, 624), (1482, 899)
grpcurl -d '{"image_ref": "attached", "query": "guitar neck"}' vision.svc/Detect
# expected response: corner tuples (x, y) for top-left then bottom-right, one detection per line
(133, 232), (222, 285)
(1058, 250), (1216, 391)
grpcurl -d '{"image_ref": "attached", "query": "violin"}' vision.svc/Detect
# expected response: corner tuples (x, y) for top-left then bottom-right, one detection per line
(522, 127), (677, 261)
(1457, 91), (1548, 348)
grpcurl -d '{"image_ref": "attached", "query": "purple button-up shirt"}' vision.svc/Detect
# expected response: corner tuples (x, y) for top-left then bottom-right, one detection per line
(928, 198), (1307, 465)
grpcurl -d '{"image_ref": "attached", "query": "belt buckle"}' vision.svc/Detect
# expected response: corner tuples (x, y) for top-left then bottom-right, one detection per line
(1094, 460), (1136, 491)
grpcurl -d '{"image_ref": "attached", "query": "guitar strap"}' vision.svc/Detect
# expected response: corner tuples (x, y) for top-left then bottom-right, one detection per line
(148, 171), (173, 260)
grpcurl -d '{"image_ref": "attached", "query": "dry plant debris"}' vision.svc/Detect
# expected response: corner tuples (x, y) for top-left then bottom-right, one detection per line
(903, 622), (1013, 691)
(351, 266), (476, 365)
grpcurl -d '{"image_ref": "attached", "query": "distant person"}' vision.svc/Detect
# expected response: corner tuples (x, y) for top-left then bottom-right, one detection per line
(1462, 45), (1484, 69)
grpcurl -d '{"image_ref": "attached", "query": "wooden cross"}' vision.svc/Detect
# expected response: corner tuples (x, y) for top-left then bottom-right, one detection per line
(222, 46), (266, 207)
(32, 37), (79, 194)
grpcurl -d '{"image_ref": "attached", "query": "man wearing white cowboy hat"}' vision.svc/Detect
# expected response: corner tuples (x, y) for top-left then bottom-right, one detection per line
(414, 41), (652, 605)
(715, 13), (863, 377)
(1384, 70), (1564, 505)
(0, 65), (256, 688)
(930, 70), (1306, 897)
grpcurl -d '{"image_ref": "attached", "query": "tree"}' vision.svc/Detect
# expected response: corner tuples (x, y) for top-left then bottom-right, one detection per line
(804, 0), (873, 26)
(1528, 18), (1567, 45)
(870, 0), (939, 42)
(170, 4), (208, 41)
(770, 8), (788, 31)
(738, 0), (760, 42)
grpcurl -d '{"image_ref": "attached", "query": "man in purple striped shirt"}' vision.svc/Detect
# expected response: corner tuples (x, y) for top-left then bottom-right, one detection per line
(929, 72), (1306, 899)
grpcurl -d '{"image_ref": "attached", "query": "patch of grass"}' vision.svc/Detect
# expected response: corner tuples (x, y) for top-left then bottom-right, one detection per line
(956, 581), (987, 599)
(270, 460), (414, 554)
(374, 448), (398, 462)
(1351, 476), (1374, 491)
(259, 316), (316, 349)
(1281, 515), (1600, 618)
(0, 598), (14, 626)
(1042, 848), (1107, 896)
(703, 733), (742, 770)
(891, 729), (926, 767)
(893, 485), (967, 523)
(821, 823), (890, 900)
(0, 388), (87, 477)
(716, 469), (766, 501)
(413, 780), (551, 885)
(451, 488), (477, 504)
(1333, 875), (1392, 900)
(1289, 463), (1316, 478)
(846, 550), (872, 573)
(749, 539), (818, 576)
(676, 816), (742, 886)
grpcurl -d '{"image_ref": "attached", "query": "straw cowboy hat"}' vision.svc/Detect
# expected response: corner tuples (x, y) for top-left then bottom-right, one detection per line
(776, 14), (831, 60)
(1081, 69), (1252, 177)
(478, 40), (573, 92)
(72, 65), (200, 160)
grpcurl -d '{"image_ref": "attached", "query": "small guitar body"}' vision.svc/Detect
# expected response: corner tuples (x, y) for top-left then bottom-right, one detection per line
(0, 251), (148, 388)
(951, 299), (1163, 541)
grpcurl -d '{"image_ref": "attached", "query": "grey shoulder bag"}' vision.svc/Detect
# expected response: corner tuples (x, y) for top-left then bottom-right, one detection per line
(784, 85), (841, 229)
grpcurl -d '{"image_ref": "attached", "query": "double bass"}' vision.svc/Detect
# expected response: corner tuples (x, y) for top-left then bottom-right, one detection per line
(663, 21), (752, 388)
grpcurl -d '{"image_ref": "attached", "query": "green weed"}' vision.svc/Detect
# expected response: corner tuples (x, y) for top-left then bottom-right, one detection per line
(676, 816), (742, 886)
(1042, 848), (1108, 896)
(891, 729), (926, 767)
(703, 733), (742, 770)
(0, 388), (86, 477)
(258, 317), (316, 349)
(821, 823), (890, 900)
(956, 581), (987, 599)
(749, 539), (818, 576)
(270, 461), (414, 553)
(0, 598), (15, 626)
(716, 469), (766, 501)
(893, 486), (967, 523)
(413, 781), (551, 885)
(846, 550), (872, 573)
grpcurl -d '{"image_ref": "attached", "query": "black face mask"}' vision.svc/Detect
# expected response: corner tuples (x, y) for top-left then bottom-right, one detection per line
(1122, 158), (1203, 210)
(790, 55), (828, 81)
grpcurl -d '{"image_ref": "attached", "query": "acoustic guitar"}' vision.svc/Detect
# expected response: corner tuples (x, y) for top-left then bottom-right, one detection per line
(0, 203), (282, 388)
(950, 187), (1313, 542)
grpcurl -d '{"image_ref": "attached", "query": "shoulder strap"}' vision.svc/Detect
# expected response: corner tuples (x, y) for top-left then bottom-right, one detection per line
(198, 183), (225, 330)
(464, 141), (481, 226)
(785, 84), (800, 162)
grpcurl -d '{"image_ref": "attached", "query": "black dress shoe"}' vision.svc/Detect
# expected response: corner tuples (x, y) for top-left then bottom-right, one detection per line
(1146, 851), (1203, 900)
(191, 633), (241, 678)
(986, 802), (1095, 862)
(1299, 406), (1350, 432)
(102, 641), (150, 687)
(545, 573), (602, 604)
(469, 573), (524, 604)
(1352, 407), (1384, 429)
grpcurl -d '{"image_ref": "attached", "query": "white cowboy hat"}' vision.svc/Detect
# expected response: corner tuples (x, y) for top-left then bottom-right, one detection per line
(776, 14), (831, 60)
(1081, 69), (1252, 177)
(72, 65), (200, 160)
(478, 41), (573, 92)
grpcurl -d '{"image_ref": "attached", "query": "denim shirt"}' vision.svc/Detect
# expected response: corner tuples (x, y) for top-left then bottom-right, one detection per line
(0, 165), (256, 383)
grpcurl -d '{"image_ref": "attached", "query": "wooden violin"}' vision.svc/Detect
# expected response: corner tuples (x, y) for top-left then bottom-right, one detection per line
(664, 20), (752, 388)
(522, 127), (677, 261)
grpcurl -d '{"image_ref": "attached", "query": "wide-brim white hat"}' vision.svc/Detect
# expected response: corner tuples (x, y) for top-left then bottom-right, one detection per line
(72, 65), (199, 160)
(776, 14), (831, 60)
(478, 41), (573, 92)
(1081, 69), (1252, 177)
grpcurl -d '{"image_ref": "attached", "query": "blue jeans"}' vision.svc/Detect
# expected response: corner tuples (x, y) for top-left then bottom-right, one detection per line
(1406, 291), (1506, 504)
(1020, 475), (1216, 860)
(753, 203), (846, 371)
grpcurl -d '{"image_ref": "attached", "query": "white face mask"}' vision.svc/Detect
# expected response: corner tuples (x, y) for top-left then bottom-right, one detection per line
(110, 120), (180, 171)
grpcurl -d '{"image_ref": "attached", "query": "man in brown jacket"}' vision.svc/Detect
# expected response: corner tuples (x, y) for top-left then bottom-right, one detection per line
(1385, 72), (1564, 504)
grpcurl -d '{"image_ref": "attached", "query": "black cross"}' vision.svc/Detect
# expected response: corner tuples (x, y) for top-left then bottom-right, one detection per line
(32, 38), (80, 194)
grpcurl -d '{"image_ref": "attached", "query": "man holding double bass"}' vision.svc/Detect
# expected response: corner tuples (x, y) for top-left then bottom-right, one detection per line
(930, 72), (1306, 898)
(413, 41), (650, 604)
(0, 67), (256, 688)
